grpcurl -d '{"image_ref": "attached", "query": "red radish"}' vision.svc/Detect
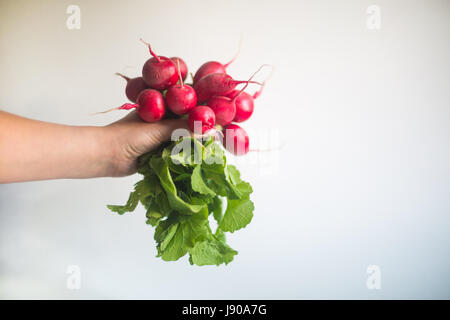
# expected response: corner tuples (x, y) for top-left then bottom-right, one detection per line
(222, 124), (249, 156)
(206, 65), (268, 125)
(165, 60), (197, 115)
(207, 96), (236, 127)
(229, 64), (272, 101)
(115, 73), (148, 103)
(225, 90), (254, 123)
(140, 39), (178, 90)
(188, 106), (215, 134)
(193, 61), (227, 84)
(100, 89), (165, 122)
(170, 57), (188, 81)
(135, 89), (165, 122)
(194, 73), (261, 103)
(193, 39), (242, 83)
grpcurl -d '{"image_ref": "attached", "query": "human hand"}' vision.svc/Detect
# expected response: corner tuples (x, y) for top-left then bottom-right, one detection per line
(103, 111), (188, 177)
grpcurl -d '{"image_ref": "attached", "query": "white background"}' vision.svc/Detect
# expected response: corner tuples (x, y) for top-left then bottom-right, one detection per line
(1, 0), (449, 299)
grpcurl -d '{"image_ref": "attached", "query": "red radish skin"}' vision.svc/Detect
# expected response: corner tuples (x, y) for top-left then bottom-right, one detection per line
(170, 57), (188, 81)
(222, 124), (249, 156)
(207, 65), (267, 124)
(219, 64), (270, 122)
(114, 89), (165, 122)
(225, 90), (254, 123)
(140, 39), (178, 90)
(207, 96), (236, 127)
(193, 40), (241, 83)
(115, 73), (148, 103)
(136, 89), (165, 122)
(188, 106), (216, 134)
(166, 85), (197, 115)
(194, 73), (261, 103)
(193, 61), (227, 84)
(165, 60), (197, 115)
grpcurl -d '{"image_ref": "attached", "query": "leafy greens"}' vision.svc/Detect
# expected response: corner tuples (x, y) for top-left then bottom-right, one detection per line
(107, 136), (254, 266)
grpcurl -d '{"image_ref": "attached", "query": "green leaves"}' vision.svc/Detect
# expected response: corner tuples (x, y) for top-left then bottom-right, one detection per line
(106, 137), (254, 266)
(191, 165), (216, 196)
(189, 236), (238, 266)
(150, 157), (205, 215)
(106, 190), (139, 215)
(210, 196), (223, 223)
(220, 198), (254, 233)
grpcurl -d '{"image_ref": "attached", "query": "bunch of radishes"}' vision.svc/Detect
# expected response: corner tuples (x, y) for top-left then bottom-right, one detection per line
(111, 39), (268, 156)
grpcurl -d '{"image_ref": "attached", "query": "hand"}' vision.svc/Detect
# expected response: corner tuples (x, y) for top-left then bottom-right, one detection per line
(104, 111), (188, 176)
(0, 110), (188, 183)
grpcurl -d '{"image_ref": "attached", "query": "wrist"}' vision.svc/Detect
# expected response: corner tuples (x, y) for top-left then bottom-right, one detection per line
(91, 126), (119, 177)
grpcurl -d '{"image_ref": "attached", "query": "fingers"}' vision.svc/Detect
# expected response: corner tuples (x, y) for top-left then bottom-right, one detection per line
(146, 118), (189, 143)
(109, 112), (189, 150)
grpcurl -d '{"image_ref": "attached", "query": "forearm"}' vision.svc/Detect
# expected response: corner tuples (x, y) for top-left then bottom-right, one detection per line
(0, 111), (113, 183)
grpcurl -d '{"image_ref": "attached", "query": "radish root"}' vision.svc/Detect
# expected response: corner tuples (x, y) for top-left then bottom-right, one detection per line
(139, 38), (162, 63)
(253, 65), (275, 99)
(91, 103), (138, 115)
(224, 35), (243, 68)
(114, 72), (130, 82)
(176, 59), (184, 87)
(234, 64), (271, 101)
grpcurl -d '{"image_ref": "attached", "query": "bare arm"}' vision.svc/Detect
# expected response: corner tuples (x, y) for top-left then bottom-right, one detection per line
(0, 110), (187, 183)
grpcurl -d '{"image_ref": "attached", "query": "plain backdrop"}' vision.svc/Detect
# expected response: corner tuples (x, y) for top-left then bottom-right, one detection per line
(1, 0), (449, 299)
